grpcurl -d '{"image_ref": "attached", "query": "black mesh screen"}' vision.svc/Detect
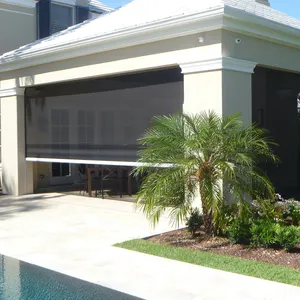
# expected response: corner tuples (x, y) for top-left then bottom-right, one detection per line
(25, 68), (183, 162)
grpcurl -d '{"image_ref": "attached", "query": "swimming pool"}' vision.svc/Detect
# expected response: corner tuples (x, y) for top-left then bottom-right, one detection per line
(0, 255), (142, 300)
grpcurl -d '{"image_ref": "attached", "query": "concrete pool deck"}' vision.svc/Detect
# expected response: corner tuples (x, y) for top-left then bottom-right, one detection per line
(0, 193), (299, 299)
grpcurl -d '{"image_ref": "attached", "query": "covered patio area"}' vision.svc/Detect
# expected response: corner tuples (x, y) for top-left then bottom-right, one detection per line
(24, 67), (183, 195)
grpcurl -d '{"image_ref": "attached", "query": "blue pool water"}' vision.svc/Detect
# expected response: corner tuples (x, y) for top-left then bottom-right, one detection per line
(0, 255), (142, 300)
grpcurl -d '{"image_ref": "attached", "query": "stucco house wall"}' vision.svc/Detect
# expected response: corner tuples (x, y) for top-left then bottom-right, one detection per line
(0, 2), (35, 56)
(222, 30), (300, 73)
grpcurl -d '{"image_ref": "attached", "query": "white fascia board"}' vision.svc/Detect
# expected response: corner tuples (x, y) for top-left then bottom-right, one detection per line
(180, 57), (257, 74)
(0, 87), (25, 97)
(0, 7), (225, 72)
(223, 6), (300, 49)
(0, 0), (36, 8)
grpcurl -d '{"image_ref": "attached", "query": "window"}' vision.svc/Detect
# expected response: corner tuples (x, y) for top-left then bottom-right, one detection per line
(100, 111), (115, 145)
(50, 3), (74, 35)
(52, 163), (70, 177)
(50, 109), (70, 178)
(77, 110), (95, 145)
(51, 109), (69, 146)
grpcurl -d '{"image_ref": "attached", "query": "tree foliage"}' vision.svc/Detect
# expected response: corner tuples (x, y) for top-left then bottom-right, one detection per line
(134, 111), (278, 234)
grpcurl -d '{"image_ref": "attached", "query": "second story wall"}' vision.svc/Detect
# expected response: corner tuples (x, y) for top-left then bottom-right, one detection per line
(0, 1), (35, 56)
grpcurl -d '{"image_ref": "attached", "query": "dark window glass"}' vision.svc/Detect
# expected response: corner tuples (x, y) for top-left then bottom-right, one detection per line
(52, 163), (70, 177)
(61, 163), (70, 176)
(50, 3), (74, 35)
(52, 163), (61, 177)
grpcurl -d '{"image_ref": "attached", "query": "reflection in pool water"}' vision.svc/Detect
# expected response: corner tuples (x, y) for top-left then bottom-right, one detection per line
(0, 255), (142, 300)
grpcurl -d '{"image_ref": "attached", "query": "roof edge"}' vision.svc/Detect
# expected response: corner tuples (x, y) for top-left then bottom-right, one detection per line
(0, 7), (225, 72)
(1, 5), (300, 73)
(224, 6), (300, 48)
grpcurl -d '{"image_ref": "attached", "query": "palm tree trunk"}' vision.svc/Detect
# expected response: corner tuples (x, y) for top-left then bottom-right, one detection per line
(201, 195), (213, 235)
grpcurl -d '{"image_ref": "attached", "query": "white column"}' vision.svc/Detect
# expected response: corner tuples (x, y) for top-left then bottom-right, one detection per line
(180, 57), (257, 124)
(180, 57), (257, 207)
(0, 87), (34, 195)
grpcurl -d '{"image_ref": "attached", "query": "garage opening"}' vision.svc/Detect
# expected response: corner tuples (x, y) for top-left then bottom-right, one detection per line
(25, 67), (183, 197)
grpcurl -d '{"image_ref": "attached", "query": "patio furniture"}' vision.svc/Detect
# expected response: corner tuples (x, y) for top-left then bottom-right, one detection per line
(86, 165), (132, 198)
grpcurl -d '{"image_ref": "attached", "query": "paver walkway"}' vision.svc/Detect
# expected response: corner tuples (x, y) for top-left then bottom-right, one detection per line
(0, 193), (299, 299)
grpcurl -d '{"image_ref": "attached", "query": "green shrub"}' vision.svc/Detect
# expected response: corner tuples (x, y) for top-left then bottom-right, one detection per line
(227, 219), (251, 245)
(186, 208), (203, 237)
(214, 203), (238, 236)
(275, 225), (300, 251)
(252, 199), (276, 221)
(275, 200), (300, 225)
(250, 220), (277, 248)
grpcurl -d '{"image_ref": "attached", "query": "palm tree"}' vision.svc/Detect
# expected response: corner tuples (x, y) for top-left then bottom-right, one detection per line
(134, 111), (278, 235)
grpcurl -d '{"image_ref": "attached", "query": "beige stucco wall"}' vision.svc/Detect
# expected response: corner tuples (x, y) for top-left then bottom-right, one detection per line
(222, 29), (300, 74)
(222, 70), (252, 124)
(1, 94), (33, 195)
(183, 69), (252, 124)
(0, 3), (35, 56)
(184, 70), (223, 115)
(0, 30), (222, 88)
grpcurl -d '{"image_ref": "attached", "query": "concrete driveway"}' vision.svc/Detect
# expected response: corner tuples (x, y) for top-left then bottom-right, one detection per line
(0, 193), (174, 253)
(0, 193), (299, 300)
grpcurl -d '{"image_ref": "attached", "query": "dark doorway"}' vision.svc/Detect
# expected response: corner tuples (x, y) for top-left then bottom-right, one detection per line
(252, 67), (300, 197)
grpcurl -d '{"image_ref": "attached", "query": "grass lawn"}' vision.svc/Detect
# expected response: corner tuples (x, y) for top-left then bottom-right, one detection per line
(115, 239), (300, 287)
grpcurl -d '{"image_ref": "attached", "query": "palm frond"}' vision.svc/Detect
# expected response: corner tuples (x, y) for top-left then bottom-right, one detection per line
(135, 111), (278, 233)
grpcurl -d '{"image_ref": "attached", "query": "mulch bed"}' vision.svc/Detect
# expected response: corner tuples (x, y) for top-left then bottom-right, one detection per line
(147, 228), (300, 270)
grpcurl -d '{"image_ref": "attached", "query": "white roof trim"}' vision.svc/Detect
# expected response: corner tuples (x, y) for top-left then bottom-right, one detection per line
(0, 7), (225, 72)
(180, 57), (257, 74)
(1, 2), (300, 72)
(224, 6), (300, 49)
(0, 87), (25, 97)
(0, 0), (35, 8)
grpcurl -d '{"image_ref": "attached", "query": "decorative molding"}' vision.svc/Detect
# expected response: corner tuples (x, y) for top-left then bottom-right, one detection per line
(180, 57), (257, 74)
(223, 57), (257, 73)
(0, 0), (36, 8)
(0, 87), (25, 97)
